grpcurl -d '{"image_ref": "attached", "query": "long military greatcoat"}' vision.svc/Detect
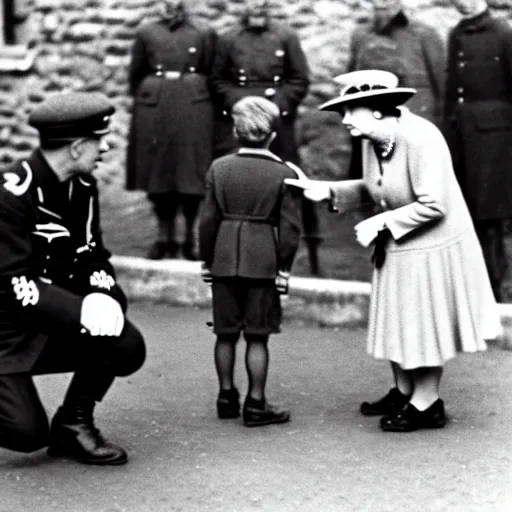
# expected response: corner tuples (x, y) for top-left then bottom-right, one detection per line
(126, 19), (216, 196)
(443, 9), (512, 220)
(0, 151), (125, 375)
(348, 12), (445, 126)
(210, 21), (310, 163)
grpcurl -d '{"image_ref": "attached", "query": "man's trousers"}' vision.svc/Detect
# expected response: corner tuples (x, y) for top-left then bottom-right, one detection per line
(0, 320), (145, 453)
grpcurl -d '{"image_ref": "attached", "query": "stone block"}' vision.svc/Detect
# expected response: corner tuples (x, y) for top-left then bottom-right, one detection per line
(64, 23), (106, 42)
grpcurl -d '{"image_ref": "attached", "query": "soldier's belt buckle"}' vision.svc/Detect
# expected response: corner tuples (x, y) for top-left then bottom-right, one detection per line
(163, 71), (181, 80)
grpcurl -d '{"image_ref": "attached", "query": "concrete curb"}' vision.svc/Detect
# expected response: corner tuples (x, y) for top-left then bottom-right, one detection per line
(111, 255), (512, 349)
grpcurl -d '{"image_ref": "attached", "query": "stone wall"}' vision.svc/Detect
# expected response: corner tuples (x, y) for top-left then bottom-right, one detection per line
(2, 0), (512, 289)
(3, 0), (512, 176)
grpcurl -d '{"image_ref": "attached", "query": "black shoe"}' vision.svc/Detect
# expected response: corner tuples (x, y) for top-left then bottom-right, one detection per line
(182, 244), (198, 261)
(47, 406), (128, 465)
(147, 241), (169, 260)
(360, 387), (410, 416)
(380, 399), (446, 432)
(243, 399), (290, 427)
(217, 388), (240, 419)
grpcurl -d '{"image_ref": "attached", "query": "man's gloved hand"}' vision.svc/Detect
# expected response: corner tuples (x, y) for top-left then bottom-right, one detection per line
(276, 270), (290, 295)
(80, 293), (125, 336)
(201, 262), (213, 285)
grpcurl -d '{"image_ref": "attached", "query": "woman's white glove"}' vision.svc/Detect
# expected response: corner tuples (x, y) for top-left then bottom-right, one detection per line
(354, 212), (389, 248)
(283, 178), (331, 202)
(80, 293), (125, 336)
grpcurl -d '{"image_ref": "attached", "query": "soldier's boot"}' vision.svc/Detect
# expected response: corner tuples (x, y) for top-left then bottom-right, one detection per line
(147, 219), (172, 260)
(47, 399), (128, 465)
(182, 203), (199, 261)
(182, 232), (198, 261)
(306, 238), (321, 276)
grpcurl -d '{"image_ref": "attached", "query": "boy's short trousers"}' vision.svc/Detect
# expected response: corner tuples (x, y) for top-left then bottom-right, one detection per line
(212, 278), (281, 335)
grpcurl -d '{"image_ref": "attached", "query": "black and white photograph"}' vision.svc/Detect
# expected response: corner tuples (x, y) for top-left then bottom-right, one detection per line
(0, 0), (511, 510)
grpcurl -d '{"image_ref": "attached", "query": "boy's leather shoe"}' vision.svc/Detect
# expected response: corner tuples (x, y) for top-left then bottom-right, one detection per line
(47, 406), (128, 465)
(360, 387), (410, 416)
(380, 399), (446, 432)
(217, 388), (240, 419)
(243, 400), (290, 427)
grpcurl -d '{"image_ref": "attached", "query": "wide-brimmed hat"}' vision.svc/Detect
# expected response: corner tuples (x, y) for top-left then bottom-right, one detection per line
(319, 70), (416, 112)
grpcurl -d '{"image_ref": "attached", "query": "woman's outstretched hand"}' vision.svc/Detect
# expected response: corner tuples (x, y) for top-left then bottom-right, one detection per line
(284, 178), (331, 202)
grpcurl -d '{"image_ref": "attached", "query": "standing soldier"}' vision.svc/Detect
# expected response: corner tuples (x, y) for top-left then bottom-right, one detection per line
(210, 0), (323, 276)
(347, 0), (445, 177)
(444, 0), (512, 302)
(126, 0), (217, 261)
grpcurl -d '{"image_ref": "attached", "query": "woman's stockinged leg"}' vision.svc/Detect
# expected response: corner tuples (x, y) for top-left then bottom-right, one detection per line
(392, 361), (413, 396)
(409, 366), (443, 411)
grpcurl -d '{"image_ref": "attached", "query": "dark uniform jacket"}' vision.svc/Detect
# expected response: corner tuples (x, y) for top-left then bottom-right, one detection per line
(0, 150), (125, 374)
(210, 22), (310, 162)
(126, 19), (217, 195)
(199, 149), (302, 279)
(348, 12), (445, 125)
(443, 9), (512, 220)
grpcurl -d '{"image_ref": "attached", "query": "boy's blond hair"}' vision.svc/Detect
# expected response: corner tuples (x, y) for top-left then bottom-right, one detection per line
(232, 96), (280, 146)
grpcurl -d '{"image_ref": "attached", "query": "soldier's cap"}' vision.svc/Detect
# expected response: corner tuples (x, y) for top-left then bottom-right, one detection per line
(319, 70), (416, 112)
(29, 92), (115, 142)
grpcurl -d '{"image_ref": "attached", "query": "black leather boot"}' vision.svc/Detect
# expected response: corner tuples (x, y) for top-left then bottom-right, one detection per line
(380, 399), (446, 432)
(147, 241), (169, 260)
(182, 242), (198, 261)
(47, 403), (128, 465)
(360, 387), (410, 416)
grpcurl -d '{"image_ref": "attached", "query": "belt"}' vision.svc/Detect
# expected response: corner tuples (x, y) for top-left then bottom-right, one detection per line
(156, 71), (181, 80)
(221, 213), (276, 224)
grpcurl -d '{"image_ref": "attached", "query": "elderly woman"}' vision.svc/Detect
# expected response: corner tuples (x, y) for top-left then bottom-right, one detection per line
(286, 70), (501, 432)
(199, 96), (302, 427)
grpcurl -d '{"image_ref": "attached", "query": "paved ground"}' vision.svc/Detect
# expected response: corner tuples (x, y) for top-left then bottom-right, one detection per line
(1, 303), (511, 512)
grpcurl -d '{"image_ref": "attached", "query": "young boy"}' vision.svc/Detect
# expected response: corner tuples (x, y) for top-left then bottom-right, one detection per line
(199, 96), (302, 427)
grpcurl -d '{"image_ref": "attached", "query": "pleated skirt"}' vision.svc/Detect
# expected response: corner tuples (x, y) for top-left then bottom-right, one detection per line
(367, 229), (502, 369)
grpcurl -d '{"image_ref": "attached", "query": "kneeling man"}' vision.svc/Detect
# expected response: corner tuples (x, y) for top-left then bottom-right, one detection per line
(0, 93), (146, 465)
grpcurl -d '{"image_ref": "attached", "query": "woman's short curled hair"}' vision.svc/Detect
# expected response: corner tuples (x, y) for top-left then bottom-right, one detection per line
(232, 96), (281, 146)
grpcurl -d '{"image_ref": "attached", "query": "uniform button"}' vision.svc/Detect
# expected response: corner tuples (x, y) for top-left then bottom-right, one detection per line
(458, 51), (464, 57)
(265, 88), (276, 98)
(380, 199), (387, 208)
(458, 61), (465, 68)
(189, 66), (196, 73)
(239, 75), (247, 81)
(46, 255), (50, 260)
(69, 274), (74, 279)
(457, 87), (464, 93)
(274, 75), (281, 83)
(458, 97), (464, 104)
(377, 178), (382, 186)
(43, 269), (47, 274)
(73, 258), (78, 263)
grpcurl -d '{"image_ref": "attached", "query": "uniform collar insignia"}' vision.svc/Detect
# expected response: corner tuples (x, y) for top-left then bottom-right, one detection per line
(2, 161), (32, 196)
